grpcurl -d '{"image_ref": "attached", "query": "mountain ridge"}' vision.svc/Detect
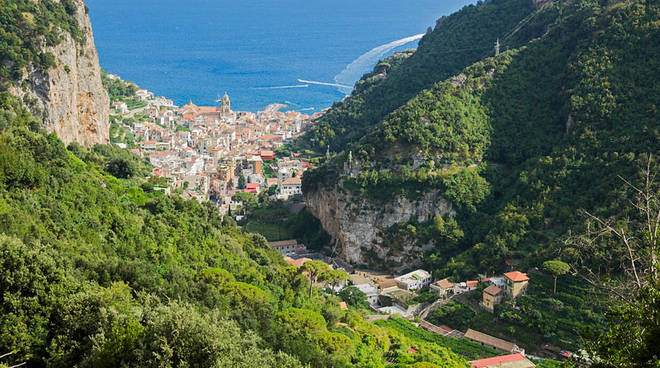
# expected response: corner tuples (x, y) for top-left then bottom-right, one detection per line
(303, 0), (660, 275)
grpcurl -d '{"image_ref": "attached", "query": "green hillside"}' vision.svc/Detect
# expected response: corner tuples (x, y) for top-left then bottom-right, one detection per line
(305, 0), (659, 275)
(0, 93), (473, 366)
(0, 0), (83, 89)
(303, 0), (659, 351)
(299, 0), (548, 152)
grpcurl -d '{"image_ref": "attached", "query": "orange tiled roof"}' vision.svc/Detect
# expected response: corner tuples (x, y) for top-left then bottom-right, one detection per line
(484, 285), (502, 296)
(504, 271), (530, 282)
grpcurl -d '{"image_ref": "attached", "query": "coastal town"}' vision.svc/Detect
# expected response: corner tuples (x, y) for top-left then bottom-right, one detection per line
(106, 73), (316, 213)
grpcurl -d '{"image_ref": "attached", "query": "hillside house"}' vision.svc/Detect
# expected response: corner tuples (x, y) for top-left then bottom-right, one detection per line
(284, 257), (312, 268)
(454, 280), (479, 294)
(430, 278), (455, 297)
(504, 271), (530, 299)
(481, 285), (504, 313)
(268, 239), (305, 257)
(395, 269), (432, 291)
(279, 177), (302, 199)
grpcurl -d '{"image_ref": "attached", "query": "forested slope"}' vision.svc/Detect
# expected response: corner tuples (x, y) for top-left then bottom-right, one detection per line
(299, 0), (548, 152)
(301, 0), (659, 353)
(0, 92), (478, 367)
(304, 0), (660, 275)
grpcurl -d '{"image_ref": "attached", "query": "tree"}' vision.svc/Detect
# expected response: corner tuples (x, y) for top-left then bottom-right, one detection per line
(567, 155), (659, 301)
(300, 261), (331, 299)
(326, 270), (350, 292)
(232, 192), (257, 209)
(337, 286), (368, 309)
(238, 174), (246, 189)
(543, 260), (570, 294)
(105, 158), (135, 179)
(587, 282), (660, 368)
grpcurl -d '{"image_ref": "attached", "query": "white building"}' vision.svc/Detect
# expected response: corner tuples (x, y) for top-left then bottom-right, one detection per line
(279, 177), (302, 200)
(395, 269), (432, 291)
(268, 239), (305, 257)
(355, 283), (380, 306)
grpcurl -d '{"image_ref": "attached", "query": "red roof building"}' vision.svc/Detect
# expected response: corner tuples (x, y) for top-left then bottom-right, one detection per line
(469, 353), (535, 368)
(504, 271), (530, 282)
(284, 257), (312, 268)
(466, 280), (479, 288)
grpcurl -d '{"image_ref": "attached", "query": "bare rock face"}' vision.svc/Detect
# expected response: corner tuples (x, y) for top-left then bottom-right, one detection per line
(305, 184), (454, 270)
(11, 0), (109, 147)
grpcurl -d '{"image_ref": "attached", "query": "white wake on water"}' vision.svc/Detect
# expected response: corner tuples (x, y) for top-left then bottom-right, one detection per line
(297, 79), (353, 89)
(333, 34), (424, 94)
(252, 84), (310, 90)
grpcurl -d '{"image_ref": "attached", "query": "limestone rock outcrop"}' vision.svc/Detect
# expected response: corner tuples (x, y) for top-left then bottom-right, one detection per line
(305, 184), (454, 271)
(10, 0), (109, 147)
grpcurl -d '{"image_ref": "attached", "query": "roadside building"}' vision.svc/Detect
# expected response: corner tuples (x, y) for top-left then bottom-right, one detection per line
(481, 285), (504, 313)
(464, 329), (524, 355)
(469, 353), (535, 368)
(430, 278), (455, 297)
(269, 239), (302, 257)
(395, 269), (432, 291)
(504, 271), (530, 299)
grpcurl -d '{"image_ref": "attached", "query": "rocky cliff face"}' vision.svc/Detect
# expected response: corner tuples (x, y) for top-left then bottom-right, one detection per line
(305, 185), (454, 271)
(10, 0), (109, 147)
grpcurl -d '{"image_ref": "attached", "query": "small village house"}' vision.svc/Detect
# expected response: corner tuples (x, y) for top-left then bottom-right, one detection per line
(284, 257), (312, 268)
(279, 177), (302, 199)
(481, 285), (504, 313)
(503, 271), (530, 299)
(395, 269), (432, 291)
(430, 278), (455, 297)
(349, 274), (381, 306)
(269, 239), (305, 257)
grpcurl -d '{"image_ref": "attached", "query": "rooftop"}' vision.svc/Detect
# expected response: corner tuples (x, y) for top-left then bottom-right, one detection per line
(484, 285), (503, 296)
(469, 353), (535, 368)
(434, 278), (455, 289)
(269, 239), (298, 248)
(284, 257), (311, 268)
(504, 271), (530, 282)
(464, 329), (517, 352)
(395, 269), (431, 284)
(281, 177), (302, 185)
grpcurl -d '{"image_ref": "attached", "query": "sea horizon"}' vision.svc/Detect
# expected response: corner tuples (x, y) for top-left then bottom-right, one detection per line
(86, 0), (474, 112)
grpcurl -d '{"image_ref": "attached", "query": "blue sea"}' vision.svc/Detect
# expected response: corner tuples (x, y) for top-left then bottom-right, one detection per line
(86, 0), (474, 112)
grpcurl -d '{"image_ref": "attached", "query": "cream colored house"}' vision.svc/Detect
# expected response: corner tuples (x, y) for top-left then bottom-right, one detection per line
(481, 285), (503, 312)
(503, 271), (529, 299)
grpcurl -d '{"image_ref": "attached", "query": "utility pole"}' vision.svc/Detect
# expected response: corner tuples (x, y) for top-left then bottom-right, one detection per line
(495, 38), (500, 56)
